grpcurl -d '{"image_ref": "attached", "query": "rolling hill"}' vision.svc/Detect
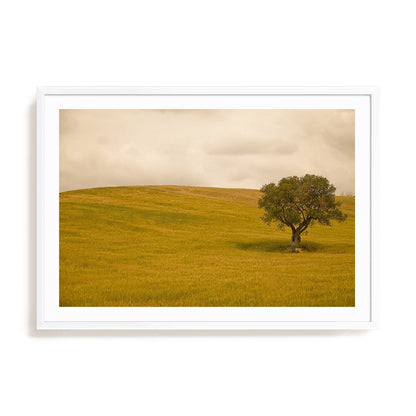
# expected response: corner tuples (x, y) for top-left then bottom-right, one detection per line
(59, 185), (355, 306)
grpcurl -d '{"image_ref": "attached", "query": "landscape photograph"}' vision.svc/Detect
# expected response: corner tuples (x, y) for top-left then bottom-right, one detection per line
(59, 109), (355, 307)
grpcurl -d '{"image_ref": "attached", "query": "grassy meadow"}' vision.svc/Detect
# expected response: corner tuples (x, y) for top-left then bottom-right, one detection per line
(60, 185), (355, 307)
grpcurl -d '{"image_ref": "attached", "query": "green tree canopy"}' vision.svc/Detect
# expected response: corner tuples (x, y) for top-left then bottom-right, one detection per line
(258, 174), (347, 251)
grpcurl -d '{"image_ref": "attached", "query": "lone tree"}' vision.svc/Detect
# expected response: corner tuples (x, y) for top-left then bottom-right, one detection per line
(258, 174), (347, 251)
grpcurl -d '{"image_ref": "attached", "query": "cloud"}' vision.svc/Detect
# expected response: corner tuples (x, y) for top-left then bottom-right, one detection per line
(60, 109), (355, 194)
(204, 137), (298, 156)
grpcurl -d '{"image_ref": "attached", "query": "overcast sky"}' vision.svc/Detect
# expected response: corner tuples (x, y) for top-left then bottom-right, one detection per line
(60, 109), (355, 194)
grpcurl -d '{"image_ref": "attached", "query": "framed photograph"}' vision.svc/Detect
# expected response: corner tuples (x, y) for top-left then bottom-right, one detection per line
(37, 87), (378, 330)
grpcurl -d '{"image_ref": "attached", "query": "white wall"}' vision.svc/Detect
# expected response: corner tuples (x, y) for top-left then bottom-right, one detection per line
(1, 1), (414, 415)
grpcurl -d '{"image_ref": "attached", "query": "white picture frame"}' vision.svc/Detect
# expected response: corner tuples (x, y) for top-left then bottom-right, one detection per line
(37, 86), (378, 330)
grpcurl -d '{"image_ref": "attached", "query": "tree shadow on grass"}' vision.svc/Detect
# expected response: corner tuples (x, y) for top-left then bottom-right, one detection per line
(233, 239), (327, 253)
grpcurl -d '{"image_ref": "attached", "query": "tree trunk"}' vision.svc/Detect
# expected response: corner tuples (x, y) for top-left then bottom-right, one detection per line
(291, 230), (301, 252)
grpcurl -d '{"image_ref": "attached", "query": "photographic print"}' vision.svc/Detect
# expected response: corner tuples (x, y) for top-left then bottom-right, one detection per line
(59, 108), (355, 307)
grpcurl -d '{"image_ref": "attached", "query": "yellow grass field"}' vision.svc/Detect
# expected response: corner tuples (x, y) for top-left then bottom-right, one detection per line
(59, 186), (355, 307)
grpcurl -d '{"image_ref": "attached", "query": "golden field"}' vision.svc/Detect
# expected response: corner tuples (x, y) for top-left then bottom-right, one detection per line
(59, 186), (355, 307)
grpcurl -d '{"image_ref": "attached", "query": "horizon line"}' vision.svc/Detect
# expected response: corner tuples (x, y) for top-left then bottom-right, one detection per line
(59, 183), (355, 197)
